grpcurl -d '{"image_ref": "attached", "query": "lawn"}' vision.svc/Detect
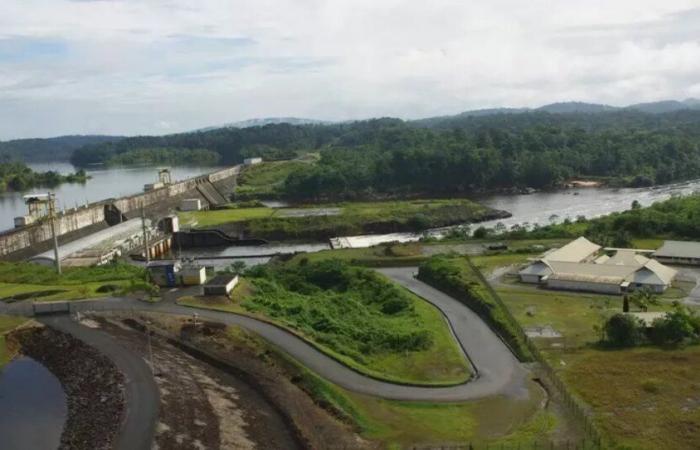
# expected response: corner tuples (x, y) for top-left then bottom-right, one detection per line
(178, 198), (495, 240)
(288, 347), (559, 449)
(0, 315), (28, 368)
(495, 278), (700, 448)
(236, 160), (309, 197)
(180, 260), (472, 386)
(288, 243), (427, 267)
(0, 261), (148, 302)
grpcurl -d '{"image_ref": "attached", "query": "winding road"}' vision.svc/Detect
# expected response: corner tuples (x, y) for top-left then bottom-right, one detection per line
(1, 267), (531, 448)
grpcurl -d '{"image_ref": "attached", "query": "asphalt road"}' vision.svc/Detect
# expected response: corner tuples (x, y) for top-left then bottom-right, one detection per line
(3, 268), (529, 403)
(39, 315), (159, 450)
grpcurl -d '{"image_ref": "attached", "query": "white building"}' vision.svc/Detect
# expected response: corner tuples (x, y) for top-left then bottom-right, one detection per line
(519, 237), (677, 294)
(654, 240), (700, 266)
(243, 157), (263, 166)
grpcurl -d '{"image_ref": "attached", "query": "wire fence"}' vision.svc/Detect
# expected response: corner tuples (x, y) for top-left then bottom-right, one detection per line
(463, 255), (604, 449)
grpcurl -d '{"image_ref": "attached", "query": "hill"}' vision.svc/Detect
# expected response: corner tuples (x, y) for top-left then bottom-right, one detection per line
(0, 135), (123, 163)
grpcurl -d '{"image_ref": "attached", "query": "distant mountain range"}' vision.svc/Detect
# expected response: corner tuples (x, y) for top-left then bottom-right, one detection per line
(420, 98), (700, 123)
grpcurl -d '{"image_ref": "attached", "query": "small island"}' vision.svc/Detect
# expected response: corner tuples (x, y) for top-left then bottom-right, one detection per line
(0, 162), (90, 192)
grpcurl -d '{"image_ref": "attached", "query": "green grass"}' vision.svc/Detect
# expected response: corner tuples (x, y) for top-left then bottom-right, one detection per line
(0, 262), (147, 302)
(236, 160), (309, 197)
(181, 261), (471, 386)
(178, 198), (493, 240)
(471, 252), (536, 275)
(292, 359), (555, 448)
(288, 243), (427, 267)
(0, 315), (28, 368)
(496, 280), (700, 448)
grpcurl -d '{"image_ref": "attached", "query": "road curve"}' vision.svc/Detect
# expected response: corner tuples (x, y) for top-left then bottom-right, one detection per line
(39, 315), (159, 450)
(2, 268), (529, 402)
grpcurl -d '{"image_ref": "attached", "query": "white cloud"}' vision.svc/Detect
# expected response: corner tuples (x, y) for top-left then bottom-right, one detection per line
(0, 0), (699, 138)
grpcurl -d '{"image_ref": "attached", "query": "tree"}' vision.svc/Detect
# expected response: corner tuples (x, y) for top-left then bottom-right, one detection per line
(628, 288), (658, 312)
(650, 309), (697, 345)
(225, 261), (247, 276)
(604, 313), (644, 347)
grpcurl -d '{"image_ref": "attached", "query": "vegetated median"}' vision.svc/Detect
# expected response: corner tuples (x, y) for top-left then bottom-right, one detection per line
(179, 198), (509, 241)
(0, 261), (153, 303)
(180, 259), (472, 386)
(417, 255), (533, 361)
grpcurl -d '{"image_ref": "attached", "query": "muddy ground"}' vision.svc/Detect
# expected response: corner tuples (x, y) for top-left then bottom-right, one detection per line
(88, 317), (302, 450)
(99, 312), (377, 450)
(9, 324), (125, 450)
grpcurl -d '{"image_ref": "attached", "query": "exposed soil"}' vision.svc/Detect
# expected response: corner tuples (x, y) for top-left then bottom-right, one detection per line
(117, 312), (378, 450)
(91, 317), (305, 450)
(9, 325), (125, 450)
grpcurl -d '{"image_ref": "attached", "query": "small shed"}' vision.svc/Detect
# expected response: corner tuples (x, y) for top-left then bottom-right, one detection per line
(203, 274), (239, 296)
(147, 260), (181, 287)
(180, 266), (206, 286)
(243, 157), (263, 166)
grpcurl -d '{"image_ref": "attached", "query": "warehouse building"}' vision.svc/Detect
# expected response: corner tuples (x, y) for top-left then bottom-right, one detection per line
(654, 240), (700, 266)
(519, 237), (677, 294)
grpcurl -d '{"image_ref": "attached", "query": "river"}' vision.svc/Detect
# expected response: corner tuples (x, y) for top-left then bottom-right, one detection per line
(4, 162), (700, 253)
(0, 163), (221, 231)
(0, 356), (67, 450)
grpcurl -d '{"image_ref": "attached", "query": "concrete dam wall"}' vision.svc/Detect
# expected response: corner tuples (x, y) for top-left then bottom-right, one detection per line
(0, 166), (240, 259)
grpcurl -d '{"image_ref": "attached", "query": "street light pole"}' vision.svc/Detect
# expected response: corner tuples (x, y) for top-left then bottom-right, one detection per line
(48, 192), (61, 274)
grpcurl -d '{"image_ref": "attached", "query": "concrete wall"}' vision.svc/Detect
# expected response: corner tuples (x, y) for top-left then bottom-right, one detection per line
(547, 278), (622, 295)
(0, 165), (240, 258)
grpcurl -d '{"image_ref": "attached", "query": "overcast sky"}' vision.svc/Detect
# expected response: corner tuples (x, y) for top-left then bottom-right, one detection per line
(1, 0), (699, 139)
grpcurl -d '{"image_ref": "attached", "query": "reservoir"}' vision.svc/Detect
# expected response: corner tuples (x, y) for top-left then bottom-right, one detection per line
(0, 356), (67, 450)
(0, 163), (220, 231)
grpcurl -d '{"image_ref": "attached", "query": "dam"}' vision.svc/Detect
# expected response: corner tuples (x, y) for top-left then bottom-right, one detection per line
(0, 166), (240, 261)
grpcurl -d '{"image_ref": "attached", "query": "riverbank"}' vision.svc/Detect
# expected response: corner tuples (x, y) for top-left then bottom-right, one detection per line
(179, 198), (510, 241)
(9, 324), (125, 450)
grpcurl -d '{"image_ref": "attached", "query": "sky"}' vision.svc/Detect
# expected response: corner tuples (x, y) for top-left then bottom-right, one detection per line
(1, 0), (700, 140)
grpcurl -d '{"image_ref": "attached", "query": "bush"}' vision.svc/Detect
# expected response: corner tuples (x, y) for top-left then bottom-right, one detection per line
(417, 255), (532, 361)
(604, 314), (644, 347)
(649, 311), (697, 345)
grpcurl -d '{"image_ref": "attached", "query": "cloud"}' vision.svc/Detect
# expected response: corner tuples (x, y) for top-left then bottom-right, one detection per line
(0, 0), (699, 139)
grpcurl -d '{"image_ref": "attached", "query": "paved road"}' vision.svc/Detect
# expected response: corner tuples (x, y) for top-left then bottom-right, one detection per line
(40, 315), (159, 450)
(2, 269), (529, 402)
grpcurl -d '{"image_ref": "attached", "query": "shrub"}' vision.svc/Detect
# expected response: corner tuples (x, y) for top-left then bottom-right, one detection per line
(649, 311), (697, 345)
(604, 314), (644, 347)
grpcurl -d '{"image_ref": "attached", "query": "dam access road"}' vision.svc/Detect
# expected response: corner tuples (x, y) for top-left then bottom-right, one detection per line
(1, 267), (530, 448)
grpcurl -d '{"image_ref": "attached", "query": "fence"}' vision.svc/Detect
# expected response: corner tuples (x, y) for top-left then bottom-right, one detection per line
(463, 255), (604, 449)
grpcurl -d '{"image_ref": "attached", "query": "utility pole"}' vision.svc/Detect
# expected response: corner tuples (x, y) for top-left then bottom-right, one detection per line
(141, 203), (150, 264)
(48, 192), (61, 274)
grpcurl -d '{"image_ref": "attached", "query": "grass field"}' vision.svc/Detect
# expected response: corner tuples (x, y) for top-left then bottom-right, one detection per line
(180, 261), (472, 386)
(179, 198), (494, 240)
(0, 262), (148, 302)
(482, 251), (700, 449)
(236, 160), (309, 197)
(0, 315), (28, 368)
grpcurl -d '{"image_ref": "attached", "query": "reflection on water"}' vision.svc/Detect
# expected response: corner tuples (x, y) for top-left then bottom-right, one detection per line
(0, 356), (67, 450)
(0, 163), (222, 231)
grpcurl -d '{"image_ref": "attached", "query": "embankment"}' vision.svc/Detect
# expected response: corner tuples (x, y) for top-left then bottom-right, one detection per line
(9, 325), (125, 450)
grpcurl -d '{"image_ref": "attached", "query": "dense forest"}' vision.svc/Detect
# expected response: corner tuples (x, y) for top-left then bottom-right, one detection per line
(0, 162), (89, 192)
(106, 147), (221, 166)
(0, 135), (121, 162)
(69, 110), (700, 197)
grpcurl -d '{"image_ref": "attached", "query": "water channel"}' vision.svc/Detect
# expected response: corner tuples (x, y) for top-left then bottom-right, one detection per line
(0, 356), (67, 450)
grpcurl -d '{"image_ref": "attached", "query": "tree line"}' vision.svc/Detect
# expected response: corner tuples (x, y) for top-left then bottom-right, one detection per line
(69, 111), (700, 197)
